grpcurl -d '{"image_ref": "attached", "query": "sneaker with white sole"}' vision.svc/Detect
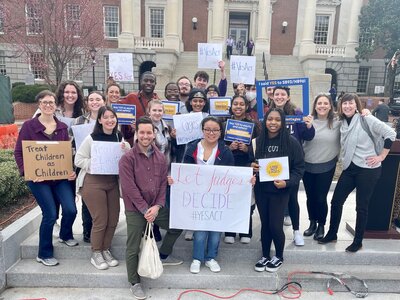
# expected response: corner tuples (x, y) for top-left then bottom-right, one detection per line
(240, 237), (251, 244)
(293, 230), (305, 246)
(190, 259), (201, 274)
(205, 259), (221, 272)
(265, 256), (283, 272)
(184, 230), (194, 241)
(224, 236), (235, 244)
(36, 256), (59, 266)
(161, 255), (183, 266)
(254, 256), (270, 272)
(58, 238), (79, 247)
(130, 283), (147, 300)
(283, 216), (292, 226)
(102, 249), (119, 267)
(90, 251), (108, 270)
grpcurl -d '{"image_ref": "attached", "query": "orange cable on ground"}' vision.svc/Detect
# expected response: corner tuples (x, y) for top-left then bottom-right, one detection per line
(0, 200), (36, 227)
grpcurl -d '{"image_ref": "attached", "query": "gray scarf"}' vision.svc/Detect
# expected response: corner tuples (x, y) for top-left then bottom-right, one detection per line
(340, 113), (360, 170)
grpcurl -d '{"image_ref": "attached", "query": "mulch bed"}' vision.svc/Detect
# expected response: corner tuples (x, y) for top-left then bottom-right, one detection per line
(0, 194), (37, 230)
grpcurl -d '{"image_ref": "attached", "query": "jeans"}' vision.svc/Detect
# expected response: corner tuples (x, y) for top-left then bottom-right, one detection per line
(27, 180), (77, 259)
(193, 231), (222, 262)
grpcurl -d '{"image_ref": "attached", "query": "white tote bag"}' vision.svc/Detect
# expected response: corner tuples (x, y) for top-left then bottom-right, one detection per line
(137, 222), (163, 279)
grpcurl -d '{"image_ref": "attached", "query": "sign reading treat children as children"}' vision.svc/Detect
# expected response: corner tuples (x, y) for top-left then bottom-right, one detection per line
(198, 43), (223, 69)
(22, 141), (73, 181)
(258, 157), (289, 182)
(90, 141), (124, 175)
(169, 163), (253, 233)
(109, 53), (134, 82)
(230, 55), (256, 84)
(173, 112), (204, 145)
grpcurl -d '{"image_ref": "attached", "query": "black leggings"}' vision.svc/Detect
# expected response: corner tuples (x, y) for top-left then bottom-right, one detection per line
(256, 192), (289, 259)
(284, 184), (300, 230)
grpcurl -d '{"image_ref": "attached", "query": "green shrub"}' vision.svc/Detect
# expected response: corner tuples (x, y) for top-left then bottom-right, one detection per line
(12, 82), (25, 89)
(0, 149), (14, 163)
(0, 160), (29, 206)
(12, 84), (53, 103)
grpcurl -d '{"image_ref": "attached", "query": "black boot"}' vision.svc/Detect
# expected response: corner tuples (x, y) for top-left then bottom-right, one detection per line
(345, 240), (363, 252)
(303, 220), (317, 236)
(318, 231), (337, 244)
(313, 224), (324, 240)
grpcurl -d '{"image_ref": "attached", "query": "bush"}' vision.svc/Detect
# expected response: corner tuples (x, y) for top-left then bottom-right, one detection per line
(0, 150), (29, 206)
(12, 84), (53, 103)
(12, 82), (25, 89)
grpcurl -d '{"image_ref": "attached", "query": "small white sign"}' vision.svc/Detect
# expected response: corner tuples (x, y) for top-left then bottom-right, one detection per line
(173, 112), (204, 145)
(374, 85), (384, 94)
(109, 53), (134, 82)
(230, 55), (256, 84)
(58, 116), (75, 129)
(198, 43), (223, 69)
(71, 123), (95, 151)
(90, 141), (124, 175)
(258, 156), (289, 182)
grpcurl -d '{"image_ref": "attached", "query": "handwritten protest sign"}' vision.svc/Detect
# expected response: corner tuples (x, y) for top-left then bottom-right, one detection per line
(169, 163), (253, 233)
(198, 43), (223, 69)
(258, 157), (289, 182)
(90, 141), (123, 175)
(162, 100), (180, 120)
(58, 116), (74, 129)
(224, 119), (254, 145)
(71, 123), (95, 151)
(173, 112), (203, 145)
(22, 141), (73, 181)
(109, 53), (134, 82)
(111, 104), (136, 125)
(230, 55), (256, 84)
(209, 97), (231, 117)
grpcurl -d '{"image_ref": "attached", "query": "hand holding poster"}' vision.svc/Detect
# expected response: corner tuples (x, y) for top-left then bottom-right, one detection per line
(109, 53), (134, 82)
(162, 100), (180, 120)
(258, 157), (289, 182)
(111, 104), (136, 125)
(90, 141), (124, 175)
(198, 43), (223, 69)
(173, 112), (204, 145)
(209, 97), (231, 117)
(22, 141), (73, 181)
(169, 163), (253, 233)
(230, 55), (256, 85)
(224, 119), (254, 145)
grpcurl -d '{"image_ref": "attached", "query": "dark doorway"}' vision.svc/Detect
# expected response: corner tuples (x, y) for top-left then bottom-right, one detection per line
(325, 68), (337, 88)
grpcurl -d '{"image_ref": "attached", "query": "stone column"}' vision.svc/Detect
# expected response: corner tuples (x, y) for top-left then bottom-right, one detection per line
(298, 0), (317, 57)
(210, 0), (225, 43)
(118, 0), (140, 49)
(345, 0), (363, 57)
(164, 0), (180, 51)
(255, 0), (271, 56)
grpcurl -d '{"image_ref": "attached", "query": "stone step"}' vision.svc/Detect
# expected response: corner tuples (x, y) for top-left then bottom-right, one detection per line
(7, 258), (400, 293)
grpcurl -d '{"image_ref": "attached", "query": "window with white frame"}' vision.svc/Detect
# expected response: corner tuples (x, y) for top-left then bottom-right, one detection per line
(314, 15), (329, 45)
(150, 8), (164, 38)
(26, 4), (43, 35)
(29, 53), (45, 79)
(104, 6), (119, 38)
(357, 67), (370, 94)
(0, 54), (6, 75)
(65, 4), (81, 37)
(67, 56), (82, 81)
(359, 28), (373, 47)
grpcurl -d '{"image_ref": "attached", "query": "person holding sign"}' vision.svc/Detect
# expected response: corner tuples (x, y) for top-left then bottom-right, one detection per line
(250, 108), (305, 272)
(180, 116), (235, 274)
(269, 86), (314, 247)
(75, 106), (130, 270)
(14, 90), (78, 267)
(106, 83), (122, 105)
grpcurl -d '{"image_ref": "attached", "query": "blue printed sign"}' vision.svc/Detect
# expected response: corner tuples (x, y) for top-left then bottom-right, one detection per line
(224, 119), (255, 145)
(111, 104), (136, 125)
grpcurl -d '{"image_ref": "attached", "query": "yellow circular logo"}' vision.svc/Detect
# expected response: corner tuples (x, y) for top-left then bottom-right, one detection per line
(266, 161), (283, 177)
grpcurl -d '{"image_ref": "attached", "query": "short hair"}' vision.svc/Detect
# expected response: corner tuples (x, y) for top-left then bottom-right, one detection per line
(93, 106), (119, 135)
(35, 90), (56, 103)
(273, 86), (291, 97)
(140, 71), (156, 83)
(337, 93), (363, 120)
(147, 99), (164, 114)
(164, 82), (179, 98)
(136, 116), (155, 131)
(194, 71), (209, 83)
(206, 84), (220, 96)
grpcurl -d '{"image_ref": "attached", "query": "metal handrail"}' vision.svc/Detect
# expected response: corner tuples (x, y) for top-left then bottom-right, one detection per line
(262, 52), (268, 80)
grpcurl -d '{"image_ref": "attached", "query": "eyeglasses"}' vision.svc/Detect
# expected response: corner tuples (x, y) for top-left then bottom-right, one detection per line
(203, 128), (221, 134)
(40, 101), (56, 106)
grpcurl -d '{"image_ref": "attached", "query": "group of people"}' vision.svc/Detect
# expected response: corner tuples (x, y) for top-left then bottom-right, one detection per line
(226, 36), (255, 59)
(14, 63), (396, 299)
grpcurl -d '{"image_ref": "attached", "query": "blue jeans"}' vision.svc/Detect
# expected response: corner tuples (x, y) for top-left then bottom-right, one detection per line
(193, 231), (221, 262)
(27, 180), (77, 259)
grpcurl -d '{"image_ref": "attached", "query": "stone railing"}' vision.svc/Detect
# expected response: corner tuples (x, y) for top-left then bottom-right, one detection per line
(315, 44), (346, 57)
(134, 37), (164, 49)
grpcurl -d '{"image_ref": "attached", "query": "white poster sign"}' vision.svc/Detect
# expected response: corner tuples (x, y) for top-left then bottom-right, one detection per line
(198, 43), (223, 69)
(90, 141), (123, 175)
(173, 112), (204, 145)
(230, 55), (256, 84)
(258, 156), (289, 182)
(71, 123), (95, 151)
(58, 116), (75, 129)
(169, 163), (253, 233)
(109, 53), (134, 82)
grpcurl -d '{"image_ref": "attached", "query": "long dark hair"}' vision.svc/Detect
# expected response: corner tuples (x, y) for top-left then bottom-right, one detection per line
(55, 80), (84, 118)
(312, 94), (335, 128)
(255, 108), (290, 159)
(92, 106), (119, 135)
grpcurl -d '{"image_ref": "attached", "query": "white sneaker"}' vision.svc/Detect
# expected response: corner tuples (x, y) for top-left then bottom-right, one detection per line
(293, 230), (305, 246)
(102, 249), (119, 267)
(224, 236), (235, 244)
(185, 231), (194, 241)
(91, 251), (109, 270)
(205, 259), (221, 272)
(190, 259), (201, 274)
(240, 237), (251, 244)
(284, 216), (292, 226)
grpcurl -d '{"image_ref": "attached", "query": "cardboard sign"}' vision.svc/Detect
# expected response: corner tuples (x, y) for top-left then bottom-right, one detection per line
(230, 55), (256, 84)
(173, 112), (204, 145)
(169, 163), (253, 233)
(90, 141), (124, 175)
(111, 104), (136, 125)
(22, 141), (73, 181)
(162, 100), (180, 120)
(209, 97), (231, 117)
(71, 123), (95, 151)
(258, 156), (289, 182)
(109, 53), (134, 82)
(224, 119), (255, 145)
(198, 43), (223, 69)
